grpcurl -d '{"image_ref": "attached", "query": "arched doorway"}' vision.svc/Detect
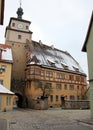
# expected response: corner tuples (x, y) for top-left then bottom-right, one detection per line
(15, 93), (23, 108)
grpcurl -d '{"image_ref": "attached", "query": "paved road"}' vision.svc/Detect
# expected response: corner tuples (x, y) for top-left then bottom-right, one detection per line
(0, 108), (93, 130)
(0, 119), (7, 130)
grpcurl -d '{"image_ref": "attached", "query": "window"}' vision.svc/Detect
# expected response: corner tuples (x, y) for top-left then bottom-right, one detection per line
(70, 95), (75, 100)
(46, 83), (52, 87)
(1, 65), (6, 72)
(12, 22), (15, 27)
(41, 71), (45, 76)
(6, 97), (11, 106)
(46, 71), (53, 77)
(26, 26), (29, 29)
(18, 35), (21, 39)
(30, 69), (35, 75)
(65, 95), (67, 100)
(61, 63), (68, 70)
(76, 76), (80, 81)
(0, 80), (3, 85)
(31, 55), (39, 63)
(73, 66), (79, 72)
(56, 73), (60, 78)
(9, 97), (11, 105)
(81, 77), (84, 82)
(12, 43), (14, 46)
(77, 86), (80, 90)
(50, 95), (53, 102)
(30, 69), (40, 75)
(56, 95), (58, 102)
(69, 84), (74, 90)
(56, 84), (62, 90)
(69, 75), (74, 80)
(64, 84), (67, 90)
(48, 60), (55, 67)
(60, 74), (65, 79)
(34, 69), (40, 75)
(6, 97), (9, 106)
(56, 73), (65, 79)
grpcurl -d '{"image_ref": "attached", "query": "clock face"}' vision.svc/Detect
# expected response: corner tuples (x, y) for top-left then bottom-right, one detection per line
(17, 23), (23, 29)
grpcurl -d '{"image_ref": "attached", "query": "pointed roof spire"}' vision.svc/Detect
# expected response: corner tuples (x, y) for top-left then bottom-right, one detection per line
(20, 0), (22, 7)
(16, 0), (24, 19)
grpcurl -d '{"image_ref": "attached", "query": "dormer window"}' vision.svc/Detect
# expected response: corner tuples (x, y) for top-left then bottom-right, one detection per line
(73, 66), (79, 72)
(61, 63), (68, 70)
(31, 55), (39, 63)
(48, 60), (55, 67)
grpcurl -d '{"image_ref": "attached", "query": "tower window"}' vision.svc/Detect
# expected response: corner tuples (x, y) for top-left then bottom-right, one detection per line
(12, 22), (15, 27)
(18, 35), (22, 39)
(26, 26), (29, 29)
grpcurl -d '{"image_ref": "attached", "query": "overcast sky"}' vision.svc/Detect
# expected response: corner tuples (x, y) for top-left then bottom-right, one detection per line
(0, 0), (93, 79)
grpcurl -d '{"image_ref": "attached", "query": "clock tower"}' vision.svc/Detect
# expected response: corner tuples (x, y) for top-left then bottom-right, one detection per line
(5, 5), (33, 94)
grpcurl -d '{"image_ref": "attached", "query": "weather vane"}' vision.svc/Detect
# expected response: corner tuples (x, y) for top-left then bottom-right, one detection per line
(20, 0), (22, 7)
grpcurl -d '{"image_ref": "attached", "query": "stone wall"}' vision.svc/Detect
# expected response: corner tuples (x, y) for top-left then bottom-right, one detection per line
(64, 100), (90, 109)
(30, 98), (48, 110)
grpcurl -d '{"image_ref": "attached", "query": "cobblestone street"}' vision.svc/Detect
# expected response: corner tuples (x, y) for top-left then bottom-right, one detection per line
(0, 108), (93, 130)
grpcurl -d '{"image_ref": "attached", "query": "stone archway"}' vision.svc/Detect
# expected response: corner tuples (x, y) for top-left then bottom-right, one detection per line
(15, 93), (23, 108)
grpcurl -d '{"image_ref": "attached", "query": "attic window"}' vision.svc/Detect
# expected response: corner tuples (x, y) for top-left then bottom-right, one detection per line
(61, 63), (68, 70)
(48, 60), (55, 67)
(31, 55), (39, 63)
(73, 66), (79, 72)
